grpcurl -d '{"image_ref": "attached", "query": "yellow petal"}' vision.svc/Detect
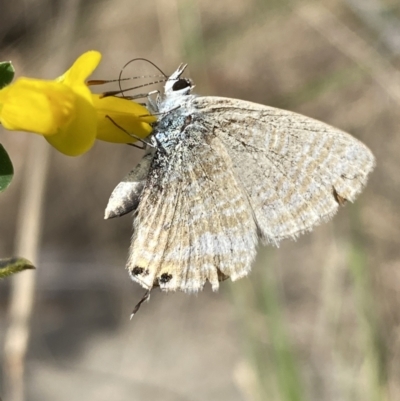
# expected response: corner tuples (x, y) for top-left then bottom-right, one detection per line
(0, 85), (11, 113)
(45, 93), (97, 156)
(0, 78), (74, 135)
(92, 95), (156, 143)
(57, 51), (102, 87)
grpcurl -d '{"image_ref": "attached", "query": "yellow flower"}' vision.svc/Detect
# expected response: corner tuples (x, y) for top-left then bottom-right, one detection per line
(93, 94), (155, 144)
(0, 51), (155, 156)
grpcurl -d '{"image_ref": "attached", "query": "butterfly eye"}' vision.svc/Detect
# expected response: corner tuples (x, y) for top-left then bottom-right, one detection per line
(172, 78), (191, 91)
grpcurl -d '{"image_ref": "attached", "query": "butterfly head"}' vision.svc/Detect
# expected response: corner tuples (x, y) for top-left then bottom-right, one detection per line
(164, 64), (194, 97)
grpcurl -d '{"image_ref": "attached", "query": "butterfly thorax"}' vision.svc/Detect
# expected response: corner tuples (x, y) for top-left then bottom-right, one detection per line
(151, 93), (208, 156)
(146, 94), (212, 192)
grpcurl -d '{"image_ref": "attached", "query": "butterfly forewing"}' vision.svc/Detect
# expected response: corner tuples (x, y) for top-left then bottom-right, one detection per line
(191, 97), (375, 244)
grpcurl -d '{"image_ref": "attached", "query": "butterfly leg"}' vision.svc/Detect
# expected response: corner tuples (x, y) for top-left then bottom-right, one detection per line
(130, 289), (152, 318)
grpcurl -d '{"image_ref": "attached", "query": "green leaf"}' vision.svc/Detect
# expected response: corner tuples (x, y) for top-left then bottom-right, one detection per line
(0, 144), (13, 192)
(0, 61), (15, 89)
(0, 257), (35, 279)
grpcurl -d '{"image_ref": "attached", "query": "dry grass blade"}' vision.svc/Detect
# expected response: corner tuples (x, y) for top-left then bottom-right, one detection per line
(2, 1), (81, 400)
(3, 137), (50, 401)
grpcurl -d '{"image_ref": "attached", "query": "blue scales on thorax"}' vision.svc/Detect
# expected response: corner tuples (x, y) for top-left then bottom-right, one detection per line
(153, 108), (191, 153)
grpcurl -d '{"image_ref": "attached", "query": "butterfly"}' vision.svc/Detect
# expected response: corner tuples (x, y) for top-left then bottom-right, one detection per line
(105, 64), (375, 301)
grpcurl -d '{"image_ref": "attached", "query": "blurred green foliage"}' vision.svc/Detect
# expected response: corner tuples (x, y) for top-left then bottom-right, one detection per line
(0, 144), (13, 192)
(0, 257), (35, 279)
(0, 61), (14, 89)
(0, 61), (14, 192)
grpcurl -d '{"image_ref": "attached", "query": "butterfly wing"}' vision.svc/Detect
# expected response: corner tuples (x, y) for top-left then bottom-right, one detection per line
(191, 96), (375, 244)
(127, 125), (258, 293)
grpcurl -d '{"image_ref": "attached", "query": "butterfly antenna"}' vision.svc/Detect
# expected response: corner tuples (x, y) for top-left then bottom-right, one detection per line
(87, 74), (165, 86)
(118, 58), (168, 98)
(100, 80), (165, 98)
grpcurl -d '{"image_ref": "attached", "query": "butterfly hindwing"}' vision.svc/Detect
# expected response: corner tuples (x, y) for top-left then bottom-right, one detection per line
(127, 124), (258, 292)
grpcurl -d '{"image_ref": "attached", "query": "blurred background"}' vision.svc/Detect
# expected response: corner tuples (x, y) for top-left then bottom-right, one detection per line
(0, 0), (399, 400)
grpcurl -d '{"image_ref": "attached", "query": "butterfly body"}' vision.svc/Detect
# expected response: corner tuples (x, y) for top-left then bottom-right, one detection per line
(106, 65), (375, 293)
